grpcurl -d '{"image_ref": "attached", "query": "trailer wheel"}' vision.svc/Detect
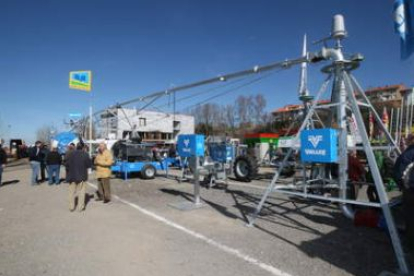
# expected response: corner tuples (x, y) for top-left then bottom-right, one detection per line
(233, 155), (258, 182)
(141, 164), (156, 179)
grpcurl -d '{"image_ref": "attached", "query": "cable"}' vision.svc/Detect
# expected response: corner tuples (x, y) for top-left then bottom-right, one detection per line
(94, 74), (256, 128)
(181, 69), (281, 112)
(152, 75), (252, 111)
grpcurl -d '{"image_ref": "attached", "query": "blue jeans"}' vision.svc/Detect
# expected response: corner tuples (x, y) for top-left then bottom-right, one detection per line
(30, 161), (40, 185)
(47, 165), (61, 184)
(0, 166), (3, 186)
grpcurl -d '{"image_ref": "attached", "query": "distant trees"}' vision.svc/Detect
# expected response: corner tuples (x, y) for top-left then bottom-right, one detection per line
(189, 93), (274, 138)
(36, 125), (58, 143)
(63, 117), (97, 140)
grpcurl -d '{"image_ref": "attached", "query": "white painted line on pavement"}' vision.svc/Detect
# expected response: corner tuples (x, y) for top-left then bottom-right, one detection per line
(87, 182), (293, 276)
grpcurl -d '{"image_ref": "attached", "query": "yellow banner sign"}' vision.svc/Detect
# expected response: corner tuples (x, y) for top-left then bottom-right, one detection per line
(69, 71), (92, 92)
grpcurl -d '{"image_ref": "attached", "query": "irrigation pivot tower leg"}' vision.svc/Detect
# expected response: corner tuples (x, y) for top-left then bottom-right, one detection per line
(344, 72), (408, 273)
(247, 75), (332, 225)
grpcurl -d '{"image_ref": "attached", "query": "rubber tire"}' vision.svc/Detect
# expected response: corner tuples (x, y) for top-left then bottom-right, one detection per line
(233, 155), (259, 182)
(141, 164), (156, 180)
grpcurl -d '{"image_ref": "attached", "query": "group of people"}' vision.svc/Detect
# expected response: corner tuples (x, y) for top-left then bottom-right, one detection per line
(29, 141), (62, 185)
(29, 141), (114, 212)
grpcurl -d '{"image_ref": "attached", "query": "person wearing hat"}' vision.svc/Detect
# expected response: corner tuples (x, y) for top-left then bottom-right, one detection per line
(394, 133), (414, 251)
(0, 141), (7, 186)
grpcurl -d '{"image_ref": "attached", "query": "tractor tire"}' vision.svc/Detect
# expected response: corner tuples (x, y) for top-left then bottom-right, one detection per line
(141, 164), (156, 179)
(233, 155), (259, 182)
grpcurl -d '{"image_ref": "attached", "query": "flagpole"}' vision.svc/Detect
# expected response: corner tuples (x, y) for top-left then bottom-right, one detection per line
(89, 102), (93, 156)
(391, 108), (394, 138)
(89, 72), (93, 157)
(69, 70), (93, 155)
(401, 97), (405, 140)
(396, 108), (400, 144)
(410, 90), (414, 134)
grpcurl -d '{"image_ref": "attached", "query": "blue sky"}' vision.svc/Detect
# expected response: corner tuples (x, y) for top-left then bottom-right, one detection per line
(1, 0), (413, 143)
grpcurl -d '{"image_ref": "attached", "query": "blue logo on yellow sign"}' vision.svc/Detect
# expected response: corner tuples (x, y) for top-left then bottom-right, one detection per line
(69, 71), (92, 92)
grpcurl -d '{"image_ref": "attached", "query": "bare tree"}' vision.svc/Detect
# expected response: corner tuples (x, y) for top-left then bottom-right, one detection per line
(224, 104), (236, 134)
(65, 117), (97, 140)
(236, 95), (248, 125)
(253, 94), (267, 125)
(190, 103), (217, 136)
(36, 125), (58, 143)
(188, 93), (270, 137)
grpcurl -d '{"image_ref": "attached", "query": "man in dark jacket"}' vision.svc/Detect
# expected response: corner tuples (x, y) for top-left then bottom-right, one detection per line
(0, 142), (7, 186)
(394, 134), (414, 250)
(65, 143), (92, 212)
(29, 141), (42, 185)
(40, 144), (49, 182)
(46, 147), (62, 185)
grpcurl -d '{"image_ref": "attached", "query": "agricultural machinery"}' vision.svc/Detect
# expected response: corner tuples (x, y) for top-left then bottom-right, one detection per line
(177, 135), (259, 187)
(110, 134), (173, 180)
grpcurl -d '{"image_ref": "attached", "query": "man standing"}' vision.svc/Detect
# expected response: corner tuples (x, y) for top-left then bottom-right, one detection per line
(394, 134), (414, 251)
(29, 141), (42, 185)
(0, 142), (7, 186)
(94, 143), (113, 203)
(64, 143), (75, 183)
(46, 147), (62, 185)
(65, 143), (92, 212)
(40, 144), (49, 182)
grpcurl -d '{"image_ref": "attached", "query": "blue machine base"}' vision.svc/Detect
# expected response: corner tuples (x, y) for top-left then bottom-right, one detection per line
(112, 159), (173, 180)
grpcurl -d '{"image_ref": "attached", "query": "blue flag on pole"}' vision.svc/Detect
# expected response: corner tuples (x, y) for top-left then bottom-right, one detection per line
(394, 0), (414, 59)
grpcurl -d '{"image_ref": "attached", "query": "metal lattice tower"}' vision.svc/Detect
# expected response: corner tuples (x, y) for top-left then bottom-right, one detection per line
(248, 15), (409, 274)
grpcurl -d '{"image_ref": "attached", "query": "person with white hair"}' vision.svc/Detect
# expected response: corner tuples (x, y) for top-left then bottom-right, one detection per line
(46, 147), (62, 185)
(94, 142), (113, 203)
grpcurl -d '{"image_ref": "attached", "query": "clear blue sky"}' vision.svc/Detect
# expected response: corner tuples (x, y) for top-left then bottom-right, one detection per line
(1, 0), (412, 143)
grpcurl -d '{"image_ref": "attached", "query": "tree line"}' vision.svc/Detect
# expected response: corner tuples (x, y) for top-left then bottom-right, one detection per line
(188, 94), (275, 137)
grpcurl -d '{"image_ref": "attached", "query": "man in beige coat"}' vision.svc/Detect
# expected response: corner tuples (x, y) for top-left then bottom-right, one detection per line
(95, 143), (114, 203)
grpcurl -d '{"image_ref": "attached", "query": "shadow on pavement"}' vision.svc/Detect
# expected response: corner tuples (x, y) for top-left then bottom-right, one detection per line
(160, 185), (413, 276)
(232, 189), (414, 276)
(1, 180), (20, 187)
(160, 188), (239, 219)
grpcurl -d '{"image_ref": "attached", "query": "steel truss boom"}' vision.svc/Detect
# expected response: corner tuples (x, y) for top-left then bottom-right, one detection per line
(94, 54), (318, 117)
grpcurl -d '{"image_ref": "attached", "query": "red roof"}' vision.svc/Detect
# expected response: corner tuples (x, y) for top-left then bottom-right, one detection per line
(244, 133), (280, 139)
(365, 84), (406, 95)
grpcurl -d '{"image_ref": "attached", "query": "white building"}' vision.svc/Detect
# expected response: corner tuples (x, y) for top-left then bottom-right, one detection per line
(99, 108), (194, 143)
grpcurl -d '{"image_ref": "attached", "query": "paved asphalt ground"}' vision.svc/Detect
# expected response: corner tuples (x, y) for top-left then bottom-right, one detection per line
(0, 159), (413, 276)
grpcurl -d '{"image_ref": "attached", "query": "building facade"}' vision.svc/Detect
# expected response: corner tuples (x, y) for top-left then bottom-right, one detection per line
(99, 108), (195, 143)
(271, 84), (414, 140)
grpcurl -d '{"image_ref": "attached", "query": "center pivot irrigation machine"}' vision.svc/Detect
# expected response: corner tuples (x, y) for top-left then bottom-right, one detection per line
(244, 15), (409, 274)
(72, 14), (410, 273)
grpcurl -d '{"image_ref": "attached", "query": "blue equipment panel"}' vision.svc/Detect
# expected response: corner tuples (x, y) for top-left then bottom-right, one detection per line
(111, 159), (171, 180)
(300, 128), (338, 163)
(208, 144), (234, 163)
(177, 135), (205, 157)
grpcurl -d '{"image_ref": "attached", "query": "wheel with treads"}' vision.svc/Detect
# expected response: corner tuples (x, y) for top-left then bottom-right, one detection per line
(233, 155), (258, 182)
(141, 164), (156, 179)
